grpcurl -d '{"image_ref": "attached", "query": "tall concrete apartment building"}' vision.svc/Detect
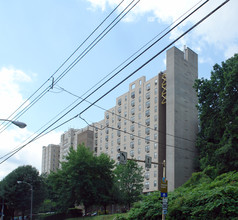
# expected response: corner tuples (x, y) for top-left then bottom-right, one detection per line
(60, 127), (95, 163)
(42, 46), (198, 192)
(95, 46), (198, 192)
(41, 144), (60, 174)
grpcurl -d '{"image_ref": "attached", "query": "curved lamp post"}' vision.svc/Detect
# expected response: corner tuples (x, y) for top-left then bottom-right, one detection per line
(0, 119), (27, 128)
(17, 181), (33, 220)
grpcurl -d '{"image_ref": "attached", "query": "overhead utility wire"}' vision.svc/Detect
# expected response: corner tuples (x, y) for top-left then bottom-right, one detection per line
(79, 115), (195, 153)
(57, 85), (196, 144)
(0, 0), (125, 133)
(52, 0), (141, 86)
(0, 0), (229, 165)
(0, 0), (205, 161)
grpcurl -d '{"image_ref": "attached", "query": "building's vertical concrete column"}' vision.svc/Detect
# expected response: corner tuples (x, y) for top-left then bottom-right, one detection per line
(166, 47), (198, 191)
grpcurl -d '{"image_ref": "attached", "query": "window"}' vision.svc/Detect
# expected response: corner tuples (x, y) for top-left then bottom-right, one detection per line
(130, 142), (134, 149)
(154, 143), (158, 149)
(117, 130), (121, 137)
(138, 147), (141, 154)
(131, 100), (135, 107)
(124, 112), (127, 117)
(131, 91), (135, 99)
(154, 97), (158, 104)
(106, 112), (109, 119)
(155, 79), (158, 85)
(145, 181), (149, 189)
(145, 109), (150, 117)
(111, 133), (114, 138)
(117, 138), (121, 145)
(154, 105), (157, 112)
(145, 118), (150, 126)
(145, 145), (150, 153)
(138, 104), (142, 111)
(154, 180), (157, 187)
(125, 95), (127, 101)
(124, 104), (127, 110)
(154, 115), (158, 122)
(105, 128), (109, 134)
(105, 143), (108, 149)
(145, 172), (150, 180)
(124, 135), (127, 142)
(124, 144), (126, 150)
(154, 170), (157, 177)
(154, 88), (158, 95)
(118, 115), (121, 121)
(146, 101), (150, 108)
(146, 92), (150, 100)
(131, 116), (135, 123)
(139, 96), (141, 102)
(139, 87), (142, 94)
(111, 140), (113, 146)
(118, 106), (121, 113)
(105, 135), (109, 142)
(130, 124), (135, 132)
(131, 83), (135, 89)
(138, 139), (141, 145)
(106, 120), (109, 126)
(130, 134), (134, 140)
(154, 133), (158, 140)
(146, 83), (151, 91)
(138, 113), (141, 119)
(138, 130), (141, 137)
(154, 152), (157, 159)
(154, 124), (158, 130)
(117, 122), (121, 129)
(118, 98), (121, 106)
(145, 127), (150, 135)
(145, 136), (150, 144)
(131, 108), (135, 115)
(124, 120), (127, 125)
(130, 150), (134, 157)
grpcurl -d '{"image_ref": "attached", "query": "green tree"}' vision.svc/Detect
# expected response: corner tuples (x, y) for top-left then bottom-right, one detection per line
(114, 160), (144, 209)
(194, 54), (238, 174)
(0, 165), (46, 219)
(47, 144), (115, 214)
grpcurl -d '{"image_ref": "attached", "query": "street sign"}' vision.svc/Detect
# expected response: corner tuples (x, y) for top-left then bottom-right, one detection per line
(162, 198), (168, 203)
(161, 192), (167, 197)
(120, 151), (127, 164)
(145, 155), (152, 168)
(161, 177), (168, 193)
(162, 203), (168, 209)
(162, 209), (168, 215)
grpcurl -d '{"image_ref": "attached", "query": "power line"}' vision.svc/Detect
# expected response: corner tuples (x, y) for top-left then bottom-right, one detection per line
(0, 0), (205, 148)
(0, 0), (127, 133)
(0, 0), (229, 165)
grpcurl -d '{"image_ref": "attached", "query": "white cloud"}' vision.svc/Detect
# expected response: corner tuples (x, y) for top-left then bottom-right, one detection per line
(86, 0), (238, 58)
(0, 67), (62, 180)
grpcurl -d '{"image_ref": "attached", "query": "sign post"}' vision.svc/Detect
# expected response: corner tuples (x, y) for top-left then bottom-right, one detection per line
(161, 160), (167, 220)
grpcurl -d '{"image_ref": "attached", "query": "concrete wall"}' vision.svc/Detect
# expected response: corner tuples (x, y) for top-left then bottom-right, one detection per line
(166, 46), (198, 191)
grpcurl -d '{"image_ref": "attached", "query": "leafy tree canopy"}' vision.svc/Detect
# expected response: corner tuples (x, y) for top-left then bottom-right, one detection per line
(0, 165), (46, 217)
(114, 160), (144, 209)
(194, 54), (238, 174)
(47, 144), (115, 213)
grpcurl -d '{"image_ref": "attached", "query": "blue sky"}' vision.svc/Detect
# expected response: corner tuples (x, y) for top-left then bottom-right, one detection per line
(0, 0), (237, 179)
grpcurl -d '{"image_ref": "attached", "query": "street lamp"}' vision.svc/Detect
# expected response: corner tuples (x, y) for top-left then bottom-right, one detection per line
(17, 181), (33, 220)
(0, 119), (27, 128)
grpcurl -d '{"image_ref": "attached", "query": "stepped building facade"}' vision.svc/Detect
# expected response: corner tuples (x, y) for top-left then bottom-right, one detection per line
(42, 46), (198, 192)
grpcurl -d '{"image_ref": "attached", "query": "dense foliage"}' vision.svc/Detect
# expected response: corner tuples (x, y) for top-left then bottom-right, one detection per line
(114, 160), (144, 209)
(47, 144), (115, 213)
(124, 168), (238, 220)
(0, 165), (46, 218)
(194, 54), (238, 174)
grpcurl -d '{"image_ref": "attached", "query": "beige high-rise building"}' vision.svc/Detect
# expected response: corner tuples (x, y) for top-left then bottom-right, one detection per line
(95, 46), (198, 192)
(45, 46), (198, 193)
(41, 144), (60, 174)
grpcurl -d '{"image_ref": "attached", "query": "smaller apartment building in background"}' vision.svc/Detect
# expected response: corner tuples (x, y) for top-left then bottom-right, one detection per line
(41, 144), (60, 174)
